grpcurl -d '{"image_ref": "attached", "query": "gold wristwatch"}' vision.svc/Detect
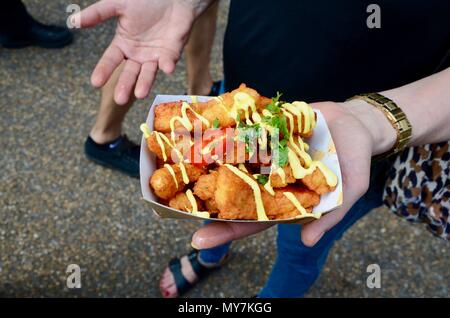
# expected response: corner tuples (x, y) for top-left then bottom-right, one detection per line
(346, 92), (412, 162)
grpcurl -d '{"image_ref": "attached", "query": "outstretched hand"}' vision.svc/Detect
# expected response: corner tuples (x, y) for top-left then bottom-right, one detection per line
(73, 0), (205, 104)
(191, 101), (396, 248)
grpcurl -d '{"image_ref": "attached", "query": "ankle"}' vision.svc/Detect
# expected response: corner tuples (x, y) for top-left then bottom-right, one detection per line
(187, 77), (213, 96)
(197, 252), (227, 268)
(89, 127), (122, 144)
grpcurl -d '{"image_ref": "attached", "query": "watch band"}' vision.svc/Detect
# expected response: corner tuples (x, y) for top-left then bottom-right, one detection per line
(346, 92), (412, 162)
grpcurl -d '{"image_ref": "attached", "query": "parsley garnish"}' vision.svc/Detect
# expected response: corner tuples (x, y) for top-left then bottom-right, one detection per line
(256, 174), (269, 185)
(212, 118), (220, 128)
(237, 123), (261, 153)
(265, 92), (283, 114)
(263, 114), (289, 139)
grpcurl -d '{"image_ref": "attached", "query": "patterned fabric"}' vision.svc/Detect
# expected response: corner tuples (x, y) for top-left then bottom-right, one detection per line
(383, 141), (450, 240)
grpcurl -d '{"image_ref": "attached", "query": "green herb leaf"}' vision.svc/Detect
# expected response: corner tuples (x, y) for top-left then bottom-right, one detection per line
(263, 114), (289, 139)
(256, 174), (269, 185)
(265, 92), (283, 114)
(277, 146), (289, 167)
(212, 118), (220, 128)
(237, 123), (261, 153)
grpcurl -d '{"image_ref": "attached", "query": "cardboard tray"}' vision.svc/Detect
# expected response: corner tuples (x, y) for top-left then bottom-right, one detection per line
(140, 95), (343, 224)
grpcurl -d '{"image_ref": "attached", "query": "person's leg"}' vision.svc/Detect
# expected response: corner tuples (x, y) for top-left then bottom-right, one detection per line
(184, 1), (219, 96)
(0, 0), (72, 48)
(0, 0), (30, 37)
(89, 62), (135, 144)
(159, 220), (232, 297)
(259, 161), (391, 297)
(84, 62), (140, 177)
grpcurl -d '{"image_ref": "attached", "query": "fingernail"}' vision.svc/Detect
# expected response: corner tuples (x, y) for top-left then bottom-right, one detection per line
(191, 241), (200, 250)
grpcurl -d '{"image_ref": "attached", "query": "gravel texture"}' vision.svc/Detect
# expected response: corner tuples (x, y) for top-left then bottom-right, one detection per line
(0, 0), (448, 298)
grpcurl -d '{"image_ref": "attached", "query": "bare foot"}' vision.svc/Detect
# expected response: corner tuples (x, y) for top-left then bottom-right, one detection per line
(159, 255), (198, 298)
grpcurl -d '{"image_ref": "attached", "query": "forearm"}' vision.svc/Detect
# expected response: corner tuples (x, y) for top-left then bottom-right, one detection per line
(345, 67), (450, 155)
(381, 67), (450, 146)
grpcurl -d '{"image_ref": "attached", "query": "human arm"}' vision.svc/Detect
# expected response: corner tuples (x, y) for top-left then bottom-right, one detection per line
(72, 0), (215, 104)
(191, 67), (450, 248)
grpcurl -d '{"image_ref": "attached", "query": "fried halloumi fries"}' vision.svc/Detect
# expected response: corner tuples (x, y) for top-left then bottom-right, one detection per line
(141, 84), (338, 221)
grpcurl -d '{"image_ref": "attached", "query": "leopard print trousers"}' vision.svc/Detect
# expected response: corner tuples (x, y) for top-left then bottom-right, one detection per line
(383, 141), (450, 240)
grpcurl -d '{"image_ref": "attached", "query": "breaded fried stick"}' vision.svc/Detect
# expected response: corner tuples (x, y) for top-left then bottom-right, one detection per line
(153, 84), (270, 133)
(146, 131), (191, 163)
(150, 163), (206, 200)
(214, 166), (319, 220)
(169, 192), (204, 212)
(301, 167), (336, 195)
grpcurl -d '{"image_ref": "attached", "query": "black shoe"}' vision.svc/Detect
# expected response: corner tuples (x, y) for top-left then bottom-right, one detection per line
(84, 135), (140, 178)
(0, 20), (73, 49)
(208, 80), (224, 96)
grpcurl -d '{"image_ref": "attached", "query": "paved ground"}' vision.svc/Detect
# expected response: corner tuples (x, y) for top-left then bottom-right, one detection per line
(0, 0), (448, 298)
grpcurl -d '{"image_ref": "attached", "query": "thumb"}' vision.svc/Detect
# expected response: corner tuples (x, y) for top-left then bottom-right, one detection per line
(191, 222), (272, 250)
(74, 0), (122, 28)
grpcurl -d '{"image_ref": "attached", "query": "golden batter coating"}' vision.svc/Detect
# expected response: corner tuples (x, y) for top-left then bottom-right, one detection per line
(301, 167), (336, 195)
(169, 192), (205, 212)
(146, 131), (191, 163)
(193, 171), (218, 200)
(145, 84), (337, 221)
(262, 186), (319, 220)
(150, 163), (206, 200)
(214, 166), (319, 220)
(269, 166), (296, 188)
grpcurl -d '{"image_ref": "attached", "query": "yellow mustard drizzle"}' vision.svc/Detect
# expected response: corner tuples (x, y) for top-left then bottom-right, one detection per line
(287, 147), (337, 187)
(152, 132), (189, 184)
(230, 92), (257, 124)
(178, 162), (189, 185)
(164, 164), (178, 189)
(153, 132), (181, 160)
(282, 192), (308, 215)
(282, 109), (312, 167)
(201, 135), (227, 155)
(154, 132), (167, 161)
(140, 123), (151, 138)
(141, 123), (169, 163)
(263, 177), (275, 196)
(213, 96), (229, 112)
(185, 189), (210, 218)
(169, 101), (210, 142)
(148, 97), (336, 219)
(313, 161), (338, 187)
(282, 101), (316, 135)
(275, 167), (286, 184)
(238, 163), (248, 172)
(224, 164), (268, 221)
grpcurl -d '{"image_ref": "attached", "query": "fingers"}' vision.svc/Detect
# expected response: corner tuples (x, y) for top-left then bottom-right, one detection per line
(191, 222), (272, 250)
(76, 0), (121, 28)
(135, 62), (158, 99)
(114, 59), (141, 105)
(91, 44), (124, 88)
(301, 207), (347, 247)
(158, 54), (176, 75)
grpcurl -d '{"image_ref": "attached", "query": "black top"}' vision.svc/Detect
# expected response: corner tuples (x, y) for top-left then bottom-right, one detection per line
(223, 0), (450, 101)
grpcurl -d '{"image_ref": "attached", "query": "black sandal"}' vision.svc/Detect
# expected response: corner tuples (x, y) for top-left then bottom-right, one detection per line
(167, 249), (229, 297)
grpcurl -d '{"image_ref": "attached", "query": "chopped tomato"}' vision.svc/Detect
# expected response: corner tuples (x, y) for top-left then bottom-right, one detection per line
(189, 128), (232, 167)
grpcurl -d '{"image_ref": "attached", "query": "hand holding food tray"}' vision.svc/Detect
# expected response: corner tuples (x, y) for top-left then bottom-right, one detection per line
(140, 84), (343, 224)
